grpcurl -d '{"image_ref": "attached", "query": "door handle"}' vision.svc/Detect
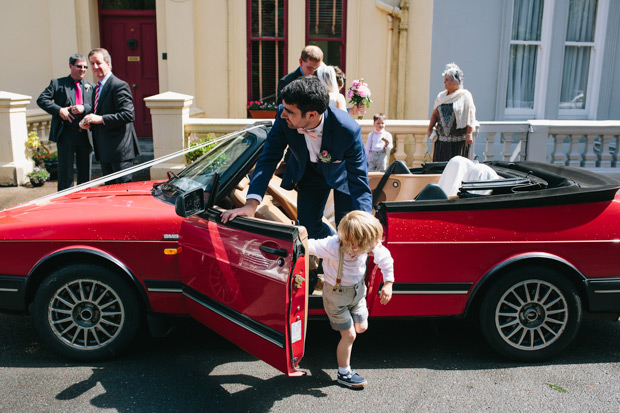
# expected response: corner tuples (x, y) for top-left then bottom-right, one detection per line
(259, 245), (288, 258)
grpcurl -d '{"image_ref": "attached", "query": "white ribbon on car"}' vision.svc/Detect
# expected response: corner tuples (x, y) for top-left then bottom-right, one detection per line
(10, 124), (264, 209)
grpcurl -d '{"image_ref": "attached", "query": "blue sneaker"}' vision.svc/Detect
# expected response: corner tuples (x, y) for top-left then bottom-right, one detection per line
(337, 370), (367, 389)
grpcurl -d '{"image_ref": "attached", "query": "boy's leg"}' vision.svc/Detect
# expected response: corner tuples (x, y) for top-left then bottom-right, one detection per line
(337, 325), (356, 369)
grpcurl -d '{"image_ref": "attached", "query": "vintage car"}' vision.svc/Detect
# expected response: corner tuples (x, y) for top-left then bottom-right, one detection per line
(1, 124), (620, 376)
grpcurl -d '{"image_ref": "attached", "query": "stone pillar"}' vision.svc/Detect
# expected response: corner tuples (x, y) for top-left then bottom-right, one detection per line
(527, 121), (550, 163)
(144, 92), (193, 180)
(0, 92), (33, 186)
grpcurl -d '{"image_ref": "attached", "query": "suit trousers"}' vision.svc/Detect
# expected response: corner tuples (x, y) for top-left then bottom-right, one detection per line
(57, 128), (92, 191)
(100, 160), (134, 185)
(296, 162), (354, 239)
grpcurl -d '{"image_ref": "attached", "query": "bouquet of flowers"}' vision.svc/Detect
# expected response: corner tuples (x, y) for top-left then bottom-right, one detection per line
(347, 79), (372, 109)
(247, 100), (277, 111)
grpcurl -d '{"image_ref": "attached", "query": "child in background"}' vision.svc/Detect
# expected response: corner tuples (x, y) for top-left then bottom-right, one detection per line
(308, 210), (394, 389)
(364, 113), (393, 172)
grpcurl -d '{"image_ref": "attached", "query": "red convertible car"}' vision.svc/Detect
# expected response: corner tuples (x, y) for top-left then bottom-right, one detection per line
(1, 125), (619, 376)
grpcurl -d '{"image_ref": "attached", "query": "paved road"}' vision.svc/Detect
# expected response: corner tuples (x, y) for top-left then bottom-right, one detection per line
(0, 313), (619, 412)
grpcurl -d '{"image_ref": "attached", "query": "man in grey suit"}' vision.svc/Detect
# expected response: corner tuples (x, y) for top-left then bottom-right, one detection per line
(37, 53), (94, 191)
(81, 48), (140, 184)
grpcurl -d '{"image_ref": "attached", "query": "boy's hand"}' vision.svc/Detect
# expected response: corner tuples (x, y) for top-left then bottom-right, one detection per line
(380, 281), (393, 305)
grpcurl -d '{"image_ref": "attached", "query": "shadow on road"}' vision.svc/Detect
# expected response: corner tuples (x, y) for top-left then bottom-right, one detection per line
(0, 312), (619, 411)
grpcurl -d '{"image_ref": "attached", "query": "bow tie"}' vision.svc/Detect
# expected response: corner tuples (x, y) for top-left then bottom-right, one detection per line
(297, 127), (319, 140)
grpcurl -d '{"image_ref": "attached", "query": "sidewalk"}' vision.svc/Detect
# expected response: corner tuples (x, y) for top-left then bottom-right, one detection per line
(0, 182), (58, 210)
(1, 137), (154, 211)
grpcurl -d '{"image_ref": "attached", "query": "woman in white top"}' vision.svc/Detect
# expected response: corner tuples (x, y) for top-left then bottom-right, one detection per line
(317, 64), (347, 111)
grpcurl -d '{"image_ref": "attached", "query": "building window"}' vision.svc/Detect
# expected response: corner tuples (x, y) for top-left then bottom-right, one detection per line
(503, 0), (608, 119)
(506, 0), (544, 112)
(559, 0), (598, 111)
(101, 0), (155, 9)
(306, 0), (347, 71)
(247, 0), (287, 104)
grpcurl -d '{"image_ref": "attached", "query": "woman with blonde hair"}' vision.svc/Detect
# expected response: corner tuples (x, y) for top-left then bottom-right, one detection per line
(317, 64), (347, 111)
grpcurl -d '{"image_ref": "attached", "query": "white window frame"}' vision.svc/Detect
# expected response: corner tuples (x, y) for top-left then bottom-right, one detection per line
(558, 0), (608, 120)
(504, 0), (555, 120)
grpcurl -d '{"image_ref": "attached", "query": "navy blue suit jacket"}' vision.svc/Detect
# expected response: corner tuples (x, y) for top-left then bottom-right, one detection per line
(248, 106), (372, 213)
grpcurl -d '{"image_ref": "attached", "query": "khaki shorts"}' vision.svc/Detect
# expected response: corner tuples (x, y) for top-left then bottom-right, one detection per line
(322, 279), (368, 331)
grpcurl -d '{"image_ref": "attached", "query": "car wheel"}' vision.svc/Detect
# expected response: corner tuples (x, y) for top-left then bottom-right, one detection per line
(32, 264), (142, 361)
(479, 266), (582, 362)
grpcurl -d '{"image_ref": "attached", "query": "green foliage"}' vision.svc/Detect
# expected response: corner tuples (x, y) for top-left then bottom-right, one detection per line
(185, 135), (216, 164)
(27, 166), (50, 184)
(546, 383), (567, 393)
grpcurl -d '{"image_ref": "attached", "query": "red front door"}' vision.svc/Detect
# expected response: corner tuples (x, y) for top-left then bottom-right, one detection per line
(178, 213), (309, 376)
(100, 11), (159, 137)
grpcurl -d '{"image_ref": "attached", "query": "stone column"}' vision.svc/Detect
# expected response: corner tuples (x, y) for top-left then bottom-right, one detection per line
(144, 92), (193, 180)
(0, 92), (33, 186)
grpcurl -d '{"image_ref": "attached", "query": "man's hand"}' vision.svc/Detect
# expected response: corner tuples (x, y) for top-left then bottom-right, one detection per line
(380, 281), (393, 305)
(70, 105), (85, 115)
(59, 107), (74, 121)
(82, 113), (104, 125)
(220, 199), (259, 224)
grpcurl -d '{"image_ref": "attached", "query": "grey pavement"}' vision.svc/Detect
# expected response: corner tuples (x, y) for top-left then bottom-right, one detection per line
(0, 137), (154, 211)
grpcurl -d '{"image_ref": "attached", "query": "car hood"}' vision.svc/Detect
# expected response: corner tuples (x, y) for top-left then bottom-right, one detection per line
(0, 181), (183, 241)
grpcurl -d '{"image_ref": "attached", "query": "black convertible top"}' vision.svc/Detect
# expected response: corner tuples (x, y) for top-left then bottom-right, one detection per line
(377, 161), (620, 216)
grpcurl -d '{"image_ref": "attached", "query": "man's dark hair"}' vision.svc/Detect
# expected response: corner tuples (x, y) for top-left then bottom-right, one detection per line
(69, 54), (86, 65)
(281, 76), (329, 115)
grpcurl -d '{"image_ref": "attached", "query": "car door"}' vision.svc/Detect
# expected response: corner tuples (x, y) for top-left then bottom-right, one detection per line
(177, 201), (309, 377)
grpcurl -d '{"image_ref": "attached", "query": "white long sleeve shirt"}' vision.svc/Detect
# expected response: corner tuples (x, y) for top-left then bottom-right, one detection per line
(365, 130), (393, 154)
(308, 235), (394, 287)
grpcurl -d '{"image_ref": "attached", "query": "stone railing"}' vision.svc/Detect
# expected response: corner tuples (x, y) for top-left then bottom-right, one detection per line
(26, 109), (55, 153)
(184, 117), (620, 175)
(2, 92), (612, 185)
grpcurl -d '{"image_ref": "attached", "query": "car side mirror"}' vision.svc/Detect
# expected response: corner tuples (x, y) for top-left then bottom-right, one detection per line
(175, 187), (205, 218)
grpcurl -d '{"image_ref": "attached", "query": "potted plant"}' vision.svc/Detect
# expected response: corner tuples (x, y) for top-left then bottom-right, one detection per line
(27, 166), (50, 187)
(26, 131), (58, 180)
(247, 100), (278, 119)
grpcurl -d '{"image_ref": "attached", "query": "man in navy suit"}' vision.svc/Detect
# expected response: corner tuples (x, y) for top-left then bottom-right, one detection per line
(276, 45), (323, 104)
(222, 76), (372, 239)
(80, 48), (140, 184)
(37, 53), (94, 191)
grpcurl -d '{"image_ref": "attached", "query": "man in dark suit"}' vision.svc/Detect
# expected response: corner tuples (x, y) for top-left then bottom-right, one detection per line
(222, 76), (372, 239)
(37, 53), (94, 191)
(276, 45), (323, 105)
(80, 48), (140, 185)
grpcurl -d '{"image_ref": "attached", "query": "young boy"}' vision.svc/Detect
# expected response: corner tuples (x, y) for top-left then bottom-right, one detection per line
(308, 210), (394, 389)
(364, 113), (393, 172)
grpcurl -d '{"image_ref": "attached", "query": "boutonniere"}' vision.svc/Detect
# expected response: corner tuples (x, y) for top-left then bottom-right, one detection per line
(318, 150), (332, 163)
(84, 84), (92, 92)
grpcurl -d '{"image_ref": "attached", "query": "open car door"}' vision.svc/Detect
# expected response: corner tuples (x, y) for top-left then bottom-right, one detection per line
(176, 184), (309, 376)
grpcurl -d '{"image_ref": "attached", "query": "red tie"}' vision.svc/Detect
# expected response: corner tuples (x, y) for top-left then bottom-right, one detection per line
(94, 81), (102, 112)
(74, 82), (82, 105)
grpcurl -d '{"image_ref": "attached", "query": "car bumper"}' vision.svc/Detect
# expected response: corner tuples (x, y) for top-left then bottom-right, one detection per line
(586, 278), (620, 312)
(0, 275), (27, 312)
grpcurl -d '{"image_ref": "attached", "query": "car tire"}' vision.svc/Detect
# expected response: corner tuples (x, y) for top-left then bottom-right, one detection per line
(479, 266), (582, 362)
(32, 264), (142, 361)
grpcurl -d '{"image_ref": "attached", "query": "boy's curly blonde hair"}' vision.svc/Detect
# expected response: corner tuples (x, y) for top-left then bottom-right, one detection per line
(337, 210), (383, 252)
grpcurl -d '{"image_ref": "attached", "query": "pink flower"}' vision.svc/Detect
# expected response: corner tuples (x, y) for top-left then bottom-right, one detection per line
(321, 150), (328, 157)
(357, 86), (371, 97)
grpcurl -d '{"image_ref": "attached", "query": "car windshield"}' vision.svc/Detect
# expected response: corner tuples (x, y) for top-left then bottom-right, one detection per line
(154, 127), (265, 203)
